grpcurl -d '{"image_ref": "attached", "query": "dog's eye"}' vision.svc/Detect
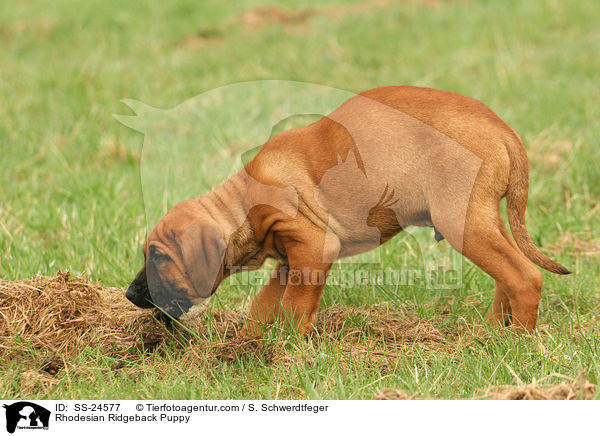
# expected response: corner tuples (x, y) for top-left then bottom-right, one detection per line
(149, 245), (170, 263)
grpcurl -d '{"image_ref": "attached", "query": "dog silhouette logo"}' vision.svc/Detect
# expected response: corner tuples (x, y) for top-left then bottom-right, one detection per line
(2, 402), (50, 433)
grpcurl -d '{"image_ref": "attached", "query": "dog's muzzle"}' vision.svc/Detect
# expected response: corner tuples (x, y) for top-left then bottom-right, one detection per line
(126, 284), (192, 320)
(158, 297), (193, 319)
(125, 283), (155, 309)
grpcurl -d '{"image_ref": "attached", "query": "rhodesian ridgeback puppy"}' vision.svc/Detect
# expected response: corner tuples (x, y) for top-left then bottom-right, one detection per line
(126, 86), (570, 334)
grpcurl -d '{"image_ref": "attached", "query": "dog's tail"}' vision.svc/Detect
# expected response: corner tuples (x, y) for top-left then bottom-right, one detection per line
(504, 134), (571, 275)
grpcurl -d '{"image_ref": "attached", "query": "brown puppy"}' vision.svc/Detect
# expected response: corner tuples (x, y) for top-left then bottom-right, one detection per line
(126, 86), (570, 334)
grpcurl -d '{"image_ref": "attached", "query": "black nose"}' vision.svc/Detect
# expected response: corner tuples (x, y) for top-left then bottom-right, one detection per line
(126, 284), (155, 309)
(125, 286), (137, 303)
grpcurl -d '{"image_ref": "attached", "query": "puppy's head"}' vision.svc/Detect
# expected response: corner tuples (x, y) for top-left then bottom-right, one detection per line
(126, 200), (227, 319)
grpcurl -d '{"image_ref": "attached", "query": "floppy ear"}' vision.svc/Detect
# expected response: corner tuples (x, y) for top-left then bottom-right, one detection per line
(177, 222), (227, 298)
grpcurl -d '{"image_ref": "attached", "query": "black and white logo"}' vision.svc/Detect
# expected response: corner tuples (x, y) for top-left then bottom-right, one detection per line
(3, 402), (50, 434)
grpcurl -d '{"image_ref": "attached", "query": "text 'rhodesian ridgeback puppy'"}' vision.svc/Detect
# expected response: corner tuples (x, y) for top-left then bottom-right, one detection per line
(126, 86), (570, 334)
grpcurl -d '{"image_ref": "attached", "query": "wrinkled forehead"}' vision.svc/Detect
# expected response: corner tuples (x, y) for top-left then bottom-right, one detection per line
(144, 207), (213, 257)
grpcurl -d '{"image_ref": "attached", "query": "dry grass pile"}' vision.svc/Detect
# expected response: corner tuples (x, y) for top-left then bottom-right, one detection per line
(318, 304), (458, 352)
(0, 271), (162, 364)
(487, 375), (597, 400)
(374, 376), (598, 400)
(373, 388), (418, 400)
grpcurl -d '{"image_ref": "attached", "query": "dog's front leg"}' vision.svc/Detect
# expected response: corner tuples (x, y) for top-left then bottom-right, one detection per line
(246, 262), (289, 335)
(280, 237), (332, 335)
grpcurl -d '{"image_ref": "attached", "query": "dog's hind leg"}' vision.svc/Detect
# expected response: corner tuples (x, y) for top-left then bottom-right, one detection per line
(434, 205), (542, 330)
(427, 152), (542, 330)
(487, 207), (519, 325)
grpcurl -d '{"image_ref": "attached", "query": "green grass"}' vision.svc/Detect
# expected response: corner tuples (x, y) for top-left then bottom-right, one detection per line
(1, 0), (599, 399)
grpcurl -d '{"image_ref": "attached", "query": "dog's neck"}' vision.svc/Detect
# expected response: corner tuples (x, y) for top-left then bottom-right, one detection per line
(198, 170), (249, 235)
(197, 170), (263, 268)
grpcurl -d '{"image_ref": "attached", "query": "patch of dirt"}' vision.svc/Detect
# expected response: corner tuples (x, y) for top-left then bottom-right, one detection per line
(486, 375), (597, 400)
(175, 27), (223, 50)
(239, 6), (314, 32)
(213, 0), (457, 40)
(40, 354), (64, 376)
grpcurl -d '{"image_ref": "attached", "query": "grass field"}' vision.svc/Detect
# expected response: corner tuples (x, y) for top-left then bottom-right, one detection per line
(1, 0), (599, 399)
